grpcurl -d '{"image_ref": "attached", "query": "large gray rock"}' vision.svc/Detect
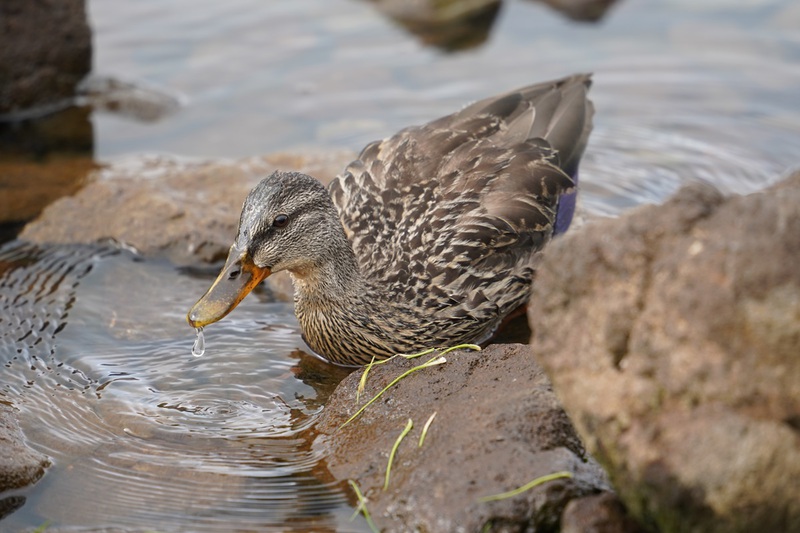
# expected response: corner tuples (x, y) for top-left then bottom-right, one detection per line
(0, 0), (91, 114)
(314, 344), (613, 532)
(530, 172), (800, 532)
(0, 404), (50, 492)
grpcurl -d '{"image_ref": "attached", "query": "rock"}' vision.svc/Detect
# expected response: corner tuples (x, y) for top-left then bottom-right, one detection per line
(0, 404), (50, 492)
(530, 172), (800, 532)
(20, 151), (355, 299)
(78, 76), (182, 123)
(561, 492), (646, 533)
(20, 151), (356, 264)
(368, 0), (501, 51)
(532, 0), (619, 22)
(0, 0), (91, 114)
(0, 495), (26, 522)
(314, 343), (612, 532)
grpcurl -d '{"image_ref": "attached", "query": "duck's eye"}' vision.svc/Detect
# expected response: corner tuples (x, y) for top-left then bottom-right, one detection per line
(273, 214), (289, 228)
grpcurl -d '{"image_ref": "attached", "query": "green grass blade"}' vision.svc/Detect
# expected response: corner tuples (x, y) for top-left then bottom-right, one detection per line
(397, 347), (437, 359)
(384, 418), (414, 490)
(357, 354), (380, 403)
(439, 343), (481, 356)
(339, 356), (446, 429)
(478, 471), (572, 502)
(348, 479), (380, 533)
(32, 522), (51, 533)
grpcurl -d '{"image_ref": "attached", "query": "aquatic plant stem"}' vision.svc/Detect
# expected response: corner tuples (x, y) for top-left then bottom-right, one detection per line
(348, 480), (379, 533)
(355, 344), (478, 405)
(340, 356), (446, 429)
(385, 418), (414, 490)
(478, 471), (573, 502)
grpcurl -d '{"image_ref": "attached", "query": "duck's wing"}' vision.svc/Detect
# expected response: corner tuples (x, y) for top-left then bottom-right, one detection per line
(328, 74), (593, 314)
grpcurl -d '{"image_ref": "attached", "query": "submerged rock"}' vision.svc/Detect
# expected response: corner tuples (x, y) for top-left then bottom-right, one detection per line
(0, 404), (50, 492)
(314, 344), (614, 532)
(77, 76), (182, 123)
(530, 171), (800, 532)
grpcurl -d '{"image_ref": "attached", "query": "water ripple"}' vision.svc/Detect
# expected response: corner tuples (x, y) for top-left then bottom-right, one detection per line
(0, 242), (362, 532)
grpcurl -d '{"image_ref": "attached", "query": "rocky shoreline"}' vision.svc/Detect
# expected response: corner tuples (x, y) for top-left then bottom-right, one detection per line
(3, 154), (798, 531)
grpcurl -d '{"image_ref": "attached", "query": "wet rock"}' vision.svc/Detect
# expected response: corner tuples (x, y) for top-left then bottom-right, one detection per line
(20, 152), (356, 265)
(0, 0), (91, 114)
(0, 404), (50, 491)
(530, 172), (800, 532)
(0, 495), (26, 521)
(78, 76), (182, 123)
(368, 0), (501, 52)
(314, 343), (611, 532)
(20, 152), (356, 299)
(532, 0), (619, 22)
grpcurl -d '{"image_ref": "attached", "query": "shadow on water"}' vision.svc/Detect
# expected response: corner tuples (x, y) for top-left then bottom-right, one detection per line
(1, 0), (799, 530)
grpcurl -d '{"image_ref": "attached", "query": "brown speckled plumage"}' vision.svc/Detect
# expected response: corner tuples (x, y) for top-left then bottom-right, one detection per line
(229, 74), (593, 365)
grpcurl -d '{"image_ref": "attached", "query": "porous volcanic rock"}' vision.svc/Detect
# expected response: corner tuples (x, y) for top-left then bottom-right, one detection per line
(315, 343), (613, 532)
(530, 172), (800, 532)
(0, 404), (50, 492)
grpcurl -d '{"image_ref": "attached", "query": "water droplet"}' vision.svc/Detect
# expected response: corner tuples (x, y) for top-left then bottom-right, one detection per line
(192, 327), (205, 357)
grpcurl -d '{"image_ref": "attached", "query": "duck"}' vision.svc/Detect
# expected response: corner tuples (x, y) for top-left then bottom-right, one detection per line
(188, 73), (594, 366)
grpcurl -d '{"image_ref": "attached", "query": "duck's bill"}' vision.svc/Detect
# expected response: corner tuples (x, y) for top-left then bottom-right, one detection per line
(187, 248), (270, 328)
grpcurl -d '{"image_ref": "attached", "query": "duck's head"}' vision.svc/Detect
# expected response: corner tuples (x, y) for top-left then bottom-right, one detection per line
(187, 171), (343, 328)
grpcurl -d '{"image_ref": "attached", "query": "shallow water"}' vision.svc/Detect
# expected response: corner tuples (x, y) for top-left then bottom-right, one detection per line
(0, 242), (357, 531)
(1, 0), (799, 530)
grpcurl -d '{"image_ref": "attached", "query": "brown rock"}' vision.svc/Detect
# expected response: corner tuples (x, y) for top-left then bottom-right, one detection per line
(530, 172), (800, 532)
(0, 404), (50, 491)
(561, 492), (646, 533)
(314, 344), (611, 532)
(533, 0), (619, 22)
(20, 152), (356, 266)
(0, 0), (91, 114)
(20, 151), (356, 300)
(368, 0), (501, 51)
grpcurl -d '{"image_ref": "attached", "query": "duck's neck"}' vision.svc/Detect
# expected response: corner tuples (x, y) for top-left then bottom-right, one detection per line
(289, 249), (366, 309)
(288, 247), (406, 364)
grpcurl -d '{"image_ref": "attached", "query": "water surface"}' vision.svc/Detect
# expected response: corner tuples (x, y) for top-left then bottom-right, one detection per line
(1, 0), (799, 530)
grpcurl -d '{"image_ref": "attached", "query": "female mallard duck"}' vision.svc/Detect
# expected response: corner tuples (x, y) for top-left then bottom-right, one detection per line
(188, 74), (593, 366)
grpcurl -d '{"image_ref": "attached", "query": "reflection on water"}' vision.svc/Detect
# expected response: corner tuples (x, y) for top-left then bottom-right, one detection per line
(84, 0), (799, 173)
(0, 242), (362, 531)
(0, 106), (95, 235)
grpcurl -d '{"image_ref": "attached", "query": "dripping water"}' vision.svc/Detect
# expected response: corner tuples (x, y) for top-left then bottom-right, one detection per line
(192, 327), (205, 357)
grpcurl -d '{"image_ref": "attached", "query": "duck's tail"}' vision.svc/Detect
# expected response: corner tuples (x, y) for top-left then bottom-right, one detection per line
(455, 74), (593, 169)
